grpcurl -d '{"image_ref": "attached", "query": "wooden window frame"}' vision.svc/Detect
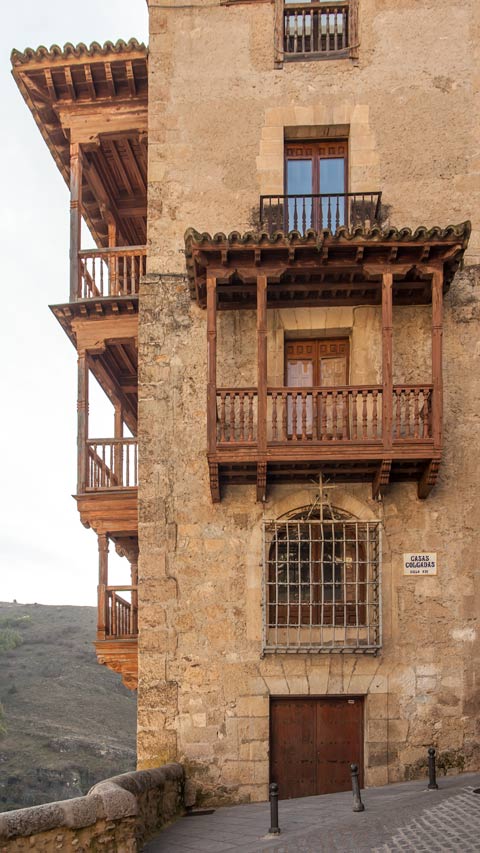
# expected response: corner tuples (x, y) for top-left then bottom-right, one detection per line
(274, 0), (359, 67)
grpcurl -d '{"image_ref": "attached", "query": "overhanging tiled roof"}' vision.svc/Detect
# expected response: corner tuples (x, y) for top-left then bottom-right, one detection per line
(185, 222), (471, 308)
(11, 38), (146, 66)
(11, 38), (148, 248)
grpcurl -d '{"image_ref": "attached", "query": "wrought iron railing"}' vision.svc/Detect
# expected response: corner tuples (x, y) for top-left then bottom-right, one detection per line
(260, 192), (382, 235)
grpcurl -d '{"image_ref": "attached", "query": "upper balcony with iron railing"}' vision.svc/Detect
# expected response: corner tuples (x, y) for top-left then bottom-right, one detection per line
(260, 192), (382, 236)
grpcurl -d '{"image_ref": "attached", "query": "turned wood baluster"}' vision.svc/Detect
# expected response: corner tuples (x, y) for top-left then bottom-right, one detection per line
(342, 391), (348, 438)
(413, 389), (420, 439)
(332, 390), (338, 438)
(372, 390), (378, 439)
(405, 390), (411, 437)
(111, 591), (117, 637)
(321, 391), (328, 439)
(362, 390), (368, 439)
(220, 393), (226, 442)
(125, 442), (130, 487)
(395, 390), (401, 438)
(272, 392), (278, 440)
(423, 390), (430, 438)
(239, 392), (245, 441)
(281, 392), (288, 440)
(292, 392), (298, 439)
(352, 390), (358, 440)
(248, 392), (254, 441)
(301, 392), (307, 439)
(229, 392), (236, 443)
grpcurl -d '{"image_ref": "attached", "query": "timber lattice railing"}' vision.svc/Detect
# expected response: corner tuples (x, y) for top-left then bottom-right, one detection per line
(214, 385), (433, 446)
(78, 246), (146, 299)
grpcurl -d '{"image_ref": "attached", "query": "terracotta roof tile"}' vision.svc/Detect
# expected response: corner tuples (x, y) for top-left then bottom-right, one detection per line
(11, 38), (146, 67)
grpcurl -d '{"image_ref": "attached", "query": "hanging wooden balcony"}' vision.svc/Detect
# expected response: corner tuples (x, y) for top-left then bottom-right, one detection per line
(95, 581), (138, 691)
(209, 384), (436, 499)
(260, 192), (382, 236)
(75, 438), (138, 538)
(77, 246), (146, 300)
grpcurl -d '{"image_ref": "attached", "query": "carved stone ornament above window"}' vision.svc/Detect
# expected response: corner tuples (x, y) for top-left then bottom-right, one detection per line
(274, 0), (359, 66)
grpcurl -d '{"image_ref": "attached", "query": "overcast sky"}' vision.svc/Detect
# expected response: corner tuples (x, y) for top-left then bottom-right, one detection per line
(1, 1), (148, 605)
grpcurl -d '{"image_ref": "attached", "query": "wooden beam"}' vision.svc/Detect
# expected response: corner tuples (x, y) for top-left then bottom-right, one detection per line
(382, 272), (393, 451)
(64, 66), (76, 100)
(104, 61), (116, 97)
(206, 276), (217, 456)
(256, 462), (267, 503)
(431, 269), (443, 452)
(418, 459), (441, 499)
(84, 64), (96, 100)
(257, 274), (268, 455)
(126, 60), (136, 96)
(97, 533), (109, 639)
(77, 350), (89, 494)
(372, 459), (392, 499)
(69, 142), (83, 301)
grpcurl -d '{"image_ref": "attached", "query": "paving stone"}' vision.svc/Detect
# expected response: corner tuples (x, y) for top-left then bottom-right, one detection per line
(143, 774), (480, 852)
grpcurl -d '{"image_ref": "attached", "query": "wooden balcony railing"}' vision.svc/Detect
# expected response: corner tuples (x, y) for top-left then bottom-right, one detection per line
(260, 192), (382, 235)
(86, 438), (138, 490)
(215, 385), (433, 447)
(283, 2), (351, 58)
(77, 246), (146, 299)
(98, 585), (138, 639)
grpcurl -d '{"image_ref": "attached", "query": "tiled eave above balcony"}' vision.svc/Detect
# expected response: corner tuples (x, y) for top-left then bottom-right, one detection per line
(185, 223), (471, 310)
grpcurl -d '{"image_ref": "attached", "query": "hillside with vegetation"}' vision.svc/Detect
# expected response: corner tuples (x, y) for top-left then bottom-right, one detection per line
(0, 602), (136, 812)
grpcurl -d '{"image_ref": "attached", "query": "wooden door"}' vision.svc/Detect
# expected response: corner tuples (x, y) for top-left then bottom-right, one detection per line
(285, 339), (349, 438)
(270, 697), (364, 799)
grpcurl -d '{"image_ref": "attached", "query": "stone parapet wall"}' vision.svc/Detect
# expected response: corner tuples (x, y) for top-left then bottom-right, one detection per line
(0, 763), (184, 852)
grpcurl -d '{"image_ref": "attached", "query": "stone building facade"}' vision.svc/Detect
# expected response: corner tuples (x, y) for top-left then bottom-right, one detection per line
(137, 0), (480, 804)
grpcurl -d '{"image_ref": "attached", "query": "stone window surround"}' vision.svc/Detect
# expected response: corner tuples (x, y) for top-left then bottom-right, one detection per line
(256, 105), (380, 202)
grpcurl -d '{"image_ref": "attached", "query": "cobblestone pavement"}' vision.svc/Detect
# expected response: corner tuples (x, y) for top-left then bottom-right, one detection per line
(143, 773), (480, 853)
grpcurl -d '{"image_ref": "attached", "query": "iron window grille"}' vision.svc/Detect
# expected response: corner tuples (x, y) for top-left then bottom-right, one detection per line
(262, 508), (381, 654)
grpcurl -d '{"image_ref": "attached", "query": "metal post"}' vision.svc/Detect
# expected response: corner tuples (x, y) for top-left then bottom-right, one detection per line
(428, 747), (439, 790)
(268, 782), (281, 835)
(350, 764), (365, 812)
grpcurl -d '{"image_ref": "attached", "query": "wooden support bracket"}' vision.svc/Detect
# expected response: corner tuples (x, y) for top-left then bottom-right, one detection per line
(372, 460), (392, 500)
(256, 462), (267, 503)
(209, 461), (220, 503)
(418, 459), (440, 500)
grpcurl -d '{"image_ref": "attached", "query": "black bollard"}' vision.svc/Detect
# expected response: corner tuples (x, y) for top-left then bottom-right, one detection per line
(269, 782), (281, 835)
(428, 747), (439, 790)
(350, 764), (365, 812)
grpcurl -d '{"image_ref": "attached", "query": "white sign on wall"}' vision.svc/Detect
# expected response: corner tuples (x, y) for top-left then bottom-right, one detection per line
(403, 553), (437, 576)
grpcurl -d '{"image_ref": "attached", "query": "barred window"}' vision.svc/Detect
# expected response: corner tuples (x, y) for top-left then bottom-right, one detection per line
(263, 507), (381, 653)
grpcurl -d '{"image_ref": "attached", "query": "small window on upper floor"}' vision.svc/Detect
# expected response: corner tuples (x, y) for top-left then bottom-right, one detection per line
(282, 1), (358, 62)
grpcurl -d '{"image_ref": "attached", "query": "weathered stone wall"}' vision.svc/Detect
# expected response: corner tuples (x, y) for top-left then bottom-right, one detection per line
(139, 0), (480, 804)
(0, 764), (184, 852)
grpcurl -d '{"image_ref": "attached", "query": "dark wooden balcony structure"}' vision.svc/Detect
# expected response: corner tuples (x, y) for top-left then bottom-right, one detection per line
(283, 1), (356, 60)
(185, 222), (470, 502)
(11, 39), (147, 688)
